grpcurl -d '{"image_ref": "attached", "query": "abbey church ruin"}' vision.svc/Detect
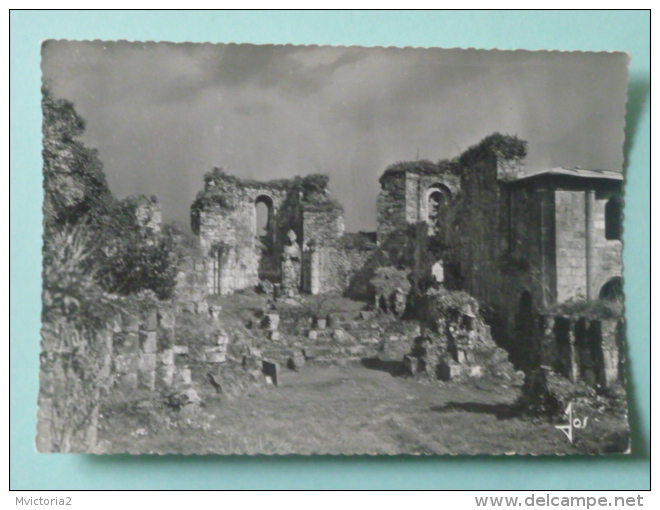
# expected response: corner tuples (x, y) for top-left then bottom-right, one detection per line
(189, 133), (624, 388)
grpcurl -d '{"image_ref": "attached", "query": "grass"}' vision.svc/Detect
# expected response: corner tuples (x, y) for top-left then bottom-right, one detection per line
(98, 364), (629, 455)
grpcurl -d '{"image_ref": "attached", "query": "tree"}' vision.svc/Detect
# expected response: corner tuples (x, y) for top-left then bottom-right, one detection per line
(42, 86), (113, 231)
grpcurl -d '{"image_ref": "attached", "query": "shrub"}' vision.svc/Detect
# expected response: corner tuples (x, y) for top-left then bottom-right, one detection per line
(370, 266), (411, 297)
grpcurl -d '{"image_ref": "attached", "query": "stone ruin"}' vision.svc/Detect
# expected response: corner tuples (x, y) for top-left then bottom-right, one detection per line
(107, 134), (625, 396)
(180, 134), (625, 390)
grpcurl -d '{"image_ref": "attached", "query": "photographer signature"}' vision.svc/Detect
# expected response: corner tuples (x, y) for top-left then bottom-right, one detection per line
(555, 403), (589, 443)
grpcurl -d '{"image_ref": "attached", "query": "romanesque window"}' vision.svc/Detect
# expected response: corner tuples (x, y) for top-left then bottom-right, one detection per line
(605, 197), (622, 240)
(599, 277), (623, 303)
(427, 185), (451, 238)
(255, 195), (274, 239)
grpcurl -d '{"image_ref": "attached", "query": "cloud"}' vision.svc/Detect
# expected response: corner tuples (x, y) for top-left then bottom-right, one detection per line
(41, 42), (629, 232)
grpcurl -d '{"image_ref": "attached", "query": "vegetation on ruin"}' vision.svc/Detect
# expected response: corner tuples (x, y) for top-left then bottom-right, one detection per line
(40, 89), (183, 450)
(545, 298), (624, 319)
(426, 287), (480, 317)
(42, 86), (114, 232)
(339, 232), (378, 251)
(370, 266), (412, 297)
(458, 133), (527, 167)
(379, 158), (461, 185)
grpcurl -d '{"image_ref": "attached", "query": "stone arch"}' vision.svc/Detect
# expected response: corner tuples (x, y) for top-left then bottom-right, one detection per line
(254, 194), (275, 241)
(426, 184), (452, 239)
(599, 276), (623, 303)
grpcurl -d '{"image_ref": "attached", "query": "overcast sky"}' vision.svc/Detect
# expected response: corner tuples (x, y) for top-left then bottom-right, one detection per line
(42, 41), (629, 232)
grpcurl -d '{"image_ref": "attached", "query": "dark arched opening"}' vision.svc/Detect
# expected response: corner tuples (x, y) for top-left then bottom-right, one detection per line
(605, 197), (622, 240)
(599, 277), (623, 303)
(515, 290), (536, 369)
(255, 195), (274, 239)
(427, 184), (452, 241)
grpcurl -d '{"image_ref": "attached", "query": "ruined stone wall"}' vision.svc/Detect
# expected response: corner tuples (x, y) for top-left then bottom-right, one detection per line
(300, 206), (345, 294)
(377, 169), (460, 245)
(405, 173), (461, 224)
(539, 314), (624, 388)
(555, 190), (589, 302)
(135, 198), (162, 237)
(376, 173), (407, 243)
(554, 188), (622, 302)
(590, 193), (623, 299)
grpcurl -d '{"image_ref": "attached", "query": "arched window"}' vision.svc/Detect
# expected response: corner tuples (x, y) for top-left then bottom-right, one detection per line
(255, 195), (274, 239)
(605, 197), (622, 240)
(427, 184), (452, 237)
(599, 277), (623, 304)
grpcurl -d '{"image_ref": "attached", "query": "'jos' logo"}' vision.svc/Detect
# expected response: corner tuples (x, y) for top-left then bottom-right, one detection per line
(555, 403), (589, 444)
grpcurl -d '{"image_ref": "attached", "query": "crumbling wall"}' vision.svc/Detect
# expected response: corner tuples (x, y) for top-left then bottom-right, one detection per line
(376, 160), (461, 245)
(192, 170), (350, 297)
(407, 288), (521, 383)
(539, 314), (624, 388)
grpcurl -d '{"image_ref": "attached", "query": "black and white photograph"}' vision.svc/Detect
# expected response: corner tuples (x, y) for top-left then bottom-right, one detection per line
(38, 41), (630, 455)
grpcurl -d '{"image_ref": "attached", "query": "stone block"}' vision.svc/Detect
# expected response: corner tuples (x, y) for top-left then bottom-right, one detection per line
(156, 363), (175, 388)
(217, 334), (230, 346)
(173, 345), (189, 354)
(138, 369), (156, 391)
(138, 353), (158, 372)
(315, 318), (327, 330)
(404, 355), (419, 375)
(122, 312), (140, 332)
(326, 314), (339, 328)
(332, 329), (344, 341)
(157, 327), (175, 351)
(174, 367), (192, 386)
(114, 353), (139, 374)
(438, 361), (463, 381)
(243, 355), (262, 371)
(118, 373), (138, 392)
(263, 312), (280, 331)
(142, 307), (158, 331)
(347, 345), (365, 356)
(108, 314), (123, 333)
(159, 349), (174, 365)
(360, 311), (372, 320)
(262, 360), (280, 387)
(210, 305), (222, 319)
(288, 351), (305, 370)
(204, 346), (227, 363)
(269, 331), (281, 341)
(308, 330), (318, 340)
(158, 307), (176, 329)
(469, 365), (484, 378)
(140, 331), (158, 353)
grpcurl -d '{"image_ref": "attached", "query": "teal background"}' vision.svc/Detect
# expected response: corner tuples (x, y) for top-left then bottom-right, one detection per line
(10, 10), (650, 490)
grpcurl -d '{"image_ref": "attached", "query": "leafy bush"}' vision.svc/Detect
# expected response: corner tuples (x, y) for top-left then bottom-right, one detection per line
(370, 266), (411, 297)
(546, 298), (623, 319)
(90, 198), (179, 300)
(459, 133), (527, 167)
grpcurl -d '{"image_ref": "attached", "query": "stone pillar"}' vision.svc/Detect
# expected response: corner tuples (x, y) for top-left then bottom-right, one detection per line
(539, 315), (557, 368)
(282, 230), (301, 297)
(567, 319), (579, 383)
(310, 245), (321, 295)
(600, 318), (620, 387)
(138, 306), (158, 391)
(585, 190), (596, 300)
